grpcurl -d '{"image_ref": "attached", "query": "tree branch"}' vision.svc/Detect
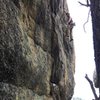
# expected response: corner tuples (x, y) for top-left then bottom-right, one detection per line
(83, 9), (90, 32)
(85, 74), (98, 100)
(78, 1), (90, 7)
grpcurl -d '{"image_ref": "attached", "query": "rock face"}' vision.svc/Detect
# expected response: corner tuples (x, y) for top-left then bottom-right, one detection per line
(0, 0), (75, 100)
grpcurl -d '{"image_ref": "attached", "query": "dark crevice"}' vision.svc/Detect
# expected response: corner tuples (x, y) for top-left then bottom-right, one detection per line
(50, 0), (60, 15)
(11, 0), (20, 8)
(50, 12), (60, 85)
(35, 4), (45, 27)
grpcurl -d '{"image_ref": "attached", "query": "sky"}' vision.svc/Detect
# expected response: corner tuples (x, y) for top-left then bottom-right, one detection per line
(67, 0), (99, 99)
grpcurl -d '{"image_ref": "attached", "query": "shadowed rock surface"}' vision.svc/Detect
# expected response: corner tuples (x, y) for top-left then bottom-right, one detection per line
(0, 0), (75, 99)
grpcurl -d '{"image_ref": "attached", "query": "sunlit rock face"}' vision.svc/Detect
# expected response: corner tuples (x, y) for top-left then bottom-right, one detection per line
(0, 0), (75, 99)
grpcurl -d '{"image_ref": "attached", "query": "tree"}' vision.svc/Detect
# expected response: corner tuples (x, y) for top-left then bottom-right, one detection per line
(90, 0), (100, 89)
(79, 0), (100, 97)
(85, 74), (99, 100)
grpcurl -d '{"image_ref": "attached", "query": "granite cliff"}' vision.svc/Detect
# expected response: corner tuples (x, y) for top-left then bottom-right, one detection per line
(0, 0), (75, 100)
